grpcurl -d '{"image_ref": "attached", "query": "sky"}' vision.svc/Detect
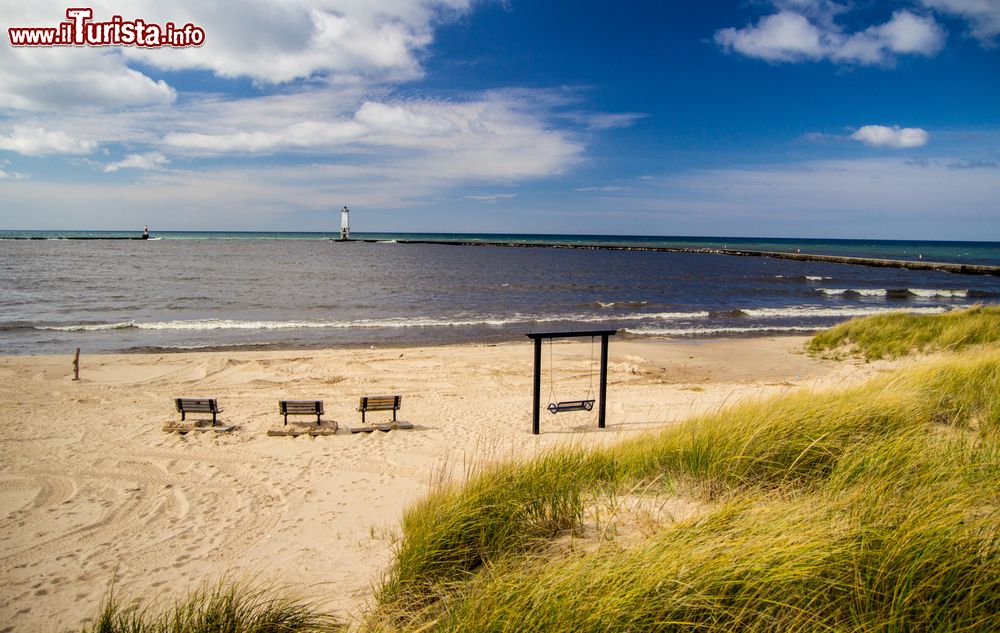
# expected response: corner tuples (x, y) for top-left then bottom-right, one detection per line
(0, 0), (998, 239)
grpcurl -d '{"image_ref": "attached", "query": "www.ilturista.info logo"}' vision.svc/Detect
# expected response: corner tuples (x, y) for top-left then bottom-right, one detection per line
(8, 8), (205, 47)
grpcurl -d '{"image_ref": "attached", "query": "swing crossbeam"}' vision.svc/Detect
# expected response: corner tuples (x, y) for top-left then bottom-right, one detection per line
(527, 329), (616, 435)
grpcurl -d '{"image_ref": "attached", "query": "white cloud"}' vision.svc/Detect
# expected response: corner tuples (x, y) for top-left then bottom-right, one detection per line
(354, 101), (460, 137)
(103, 152), (169, 173)
(161, 91), (583, 181)
(0, 125), (97, 155)
(119, 1), (456, 84)
(561, 112), (647, 131)
(921, 0), (1000, 43)
(465, 193), (517, 203)
(0, 46), (175, 111)
(851, 125), (930, 148)
(715, 12), (826, 62)
(715, 6), (945, 64)
(877, 10), (948, 53)
(0, 167), (25, 179)
(165, 120), (366, 152)
(573, 186), (627, 192)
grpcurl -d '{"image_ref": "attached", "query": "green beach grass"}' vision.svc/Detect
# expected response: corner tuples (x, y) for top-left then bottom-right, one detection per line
(808, 305), (1000, 360)
(83, 581), (341, 633)
(367, 345), (1000, 631)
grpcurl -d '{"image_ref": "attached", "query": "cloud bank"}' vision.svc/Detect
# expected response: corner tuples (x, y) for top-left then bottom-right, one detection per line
(715, 6), (945, 65)
(0, 1), (619, 211)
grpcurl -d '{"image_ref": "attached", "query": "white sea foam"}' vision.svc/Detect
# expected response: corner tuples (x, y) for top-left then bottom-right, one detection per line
(133, 317), (510, 331)
(775, 275), (831, 281)
(622, 311), (709, 321)
(34, 306), (953, 335)
(596, 300), (649, 308)
(817, 287), (968, 299)
(41, 320), (137, 331)
(817, 288), (888, 297)
(739, 306), (948, 318)
(37, 311), (712, 333)
(907, 288), (968, 298)
(625, 325), (824, 336)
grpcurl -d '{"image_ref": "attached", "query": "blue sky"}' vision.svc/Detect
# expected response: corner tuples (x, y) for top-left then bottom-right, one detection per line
(0, 0), (998, 239)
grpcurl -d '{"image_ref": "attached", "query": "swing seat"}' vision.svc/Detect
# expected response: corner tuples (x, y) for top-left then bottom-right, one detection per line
(548, 399), (595, 414)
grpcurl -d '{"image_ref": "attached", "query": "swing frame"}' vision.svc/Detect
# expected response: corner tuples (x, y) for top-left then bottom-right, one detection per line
(527, 329), (617, 435)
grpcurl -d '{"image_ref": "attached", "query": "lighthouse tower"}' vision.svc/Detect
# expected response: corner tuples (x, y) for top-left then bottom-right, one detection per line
(340, 205), (350, 240)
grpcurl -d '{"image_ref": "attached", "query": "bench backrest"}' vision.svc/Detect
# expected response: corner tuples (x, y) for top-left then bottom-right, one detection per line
(280, 400), (324, 415)
(359, 395), (401, 411)
(176, 398), (218, 413)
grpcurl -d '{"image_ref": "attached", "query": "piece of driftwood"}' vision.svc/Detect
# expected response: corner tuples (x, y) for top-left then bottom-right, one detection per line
(267, 421), (338, 437)
(349, 420), (414, 433)
(162, 421), (235, 433)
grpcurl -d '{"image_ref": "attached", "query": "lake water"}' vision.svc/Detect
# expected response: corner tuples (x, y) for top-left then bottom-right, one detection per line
(2, 232), (998, 355)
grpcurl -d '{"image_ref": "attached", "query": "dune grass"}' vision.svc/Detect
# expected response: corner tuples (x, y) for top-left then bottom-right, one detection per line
(83, 580), (341, 633)
(367, 349), (1000, 631)
(807, 305), (1000, 360)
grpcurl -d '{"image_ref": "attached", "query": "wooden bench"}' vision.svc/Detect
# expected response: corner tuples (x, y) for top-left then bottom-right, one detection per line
(358, 395), (401, 424)
(175, 397), (222, 426)
(351, 395), (413, 432)
(279, 400), (324, 425)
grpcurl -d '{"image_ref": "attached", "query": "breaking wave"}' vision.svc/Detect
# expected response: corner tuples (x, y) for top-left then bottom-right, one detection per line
(739, 306), (948, 318)
(31, 305), (954, 335)
(817, 288), (968, 299)
(625, 325), (825, 336)
(34, 311), (712, 333)
(39, 320), (138, 331)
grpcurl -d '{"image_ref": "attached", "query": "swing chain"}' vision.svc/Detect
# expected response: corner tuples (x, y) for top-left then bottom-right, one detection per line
(546, 336), (598, 415)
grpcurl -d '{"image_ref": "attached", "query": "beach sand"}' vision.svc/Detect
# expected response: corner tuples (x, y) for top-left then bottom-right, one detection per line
(0, 337), (893, 631)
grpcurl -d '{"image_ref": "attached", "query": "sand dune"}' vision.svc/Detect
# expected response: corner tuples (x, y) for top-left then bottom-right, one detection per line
(0, 337), (890, 631)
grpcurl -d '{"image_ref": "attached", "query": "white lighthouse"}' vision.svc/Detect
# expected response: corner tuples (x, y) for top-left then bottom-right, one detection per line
(340, 205), (350, 240)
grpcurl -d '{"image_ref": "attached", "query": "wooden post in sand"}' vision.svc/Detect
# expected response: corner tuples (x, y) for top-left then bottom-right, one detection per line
(72, 348), (80, 381)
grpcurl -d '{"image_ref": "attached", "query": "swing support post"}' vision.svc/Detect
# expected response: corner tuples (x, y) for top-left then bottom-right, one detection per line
(532, 335), (543, 435)
(599, 333), (609, 429)
(527, 329), (617, 435)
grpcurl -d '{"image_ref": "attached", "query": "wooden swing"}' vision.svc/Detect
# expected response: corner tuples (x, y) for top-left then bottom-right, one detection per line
(527, 329), (616, 435)
(546, 336), (596, 414)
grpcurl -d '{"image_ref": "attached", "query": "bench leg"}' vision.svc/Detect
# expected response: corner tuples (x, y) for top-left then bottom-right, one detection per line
(181, 411), (186, 421)
(315, 414), (321, 425)
(362, 410), (366, 425)
(393, 409), (397, 422)
(284, 413), (288, 426)
(212, 411), (217, 426)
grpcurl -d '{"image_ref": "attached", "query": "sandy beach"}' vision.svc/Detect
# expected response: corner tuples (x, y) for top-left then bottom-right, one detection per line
(0, 336), (896, 631)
